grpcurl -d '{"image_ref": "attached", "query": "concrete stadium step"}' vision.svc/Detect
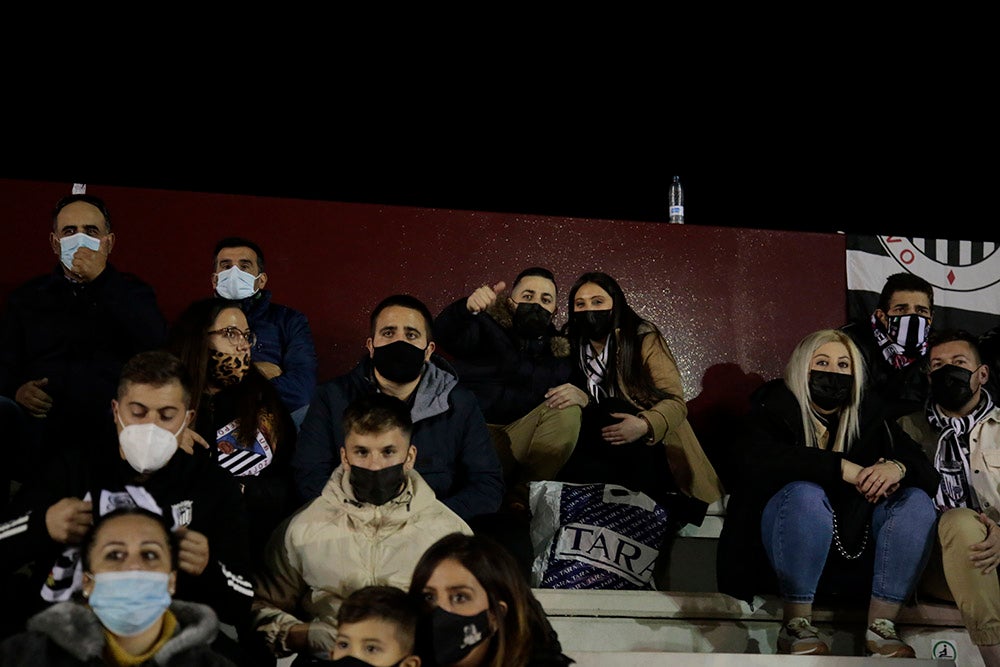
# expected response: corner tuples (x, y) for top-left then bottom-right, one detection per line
(535, 588), (976, 665)
(568, 652), (954, 666)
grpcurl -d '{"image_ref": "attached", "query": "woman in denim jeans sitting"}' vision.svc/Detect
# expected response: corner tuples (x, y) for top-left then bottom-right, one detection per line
(717, 328), (940, 657)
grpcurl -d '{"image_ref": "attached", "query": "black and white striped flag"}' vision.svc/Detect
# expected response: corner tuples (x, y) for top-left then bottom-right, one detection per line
(847, 235), (1000, 336)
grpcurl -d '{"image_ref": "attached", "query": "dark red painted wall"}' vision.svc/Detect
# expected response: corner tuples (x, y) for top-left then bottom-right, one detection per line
(1, 177), (847, 472)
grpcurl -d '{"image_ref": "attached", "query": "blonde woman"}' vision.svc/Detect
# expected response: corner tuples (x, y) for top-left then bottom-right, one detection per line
(717, 329), (940, 657)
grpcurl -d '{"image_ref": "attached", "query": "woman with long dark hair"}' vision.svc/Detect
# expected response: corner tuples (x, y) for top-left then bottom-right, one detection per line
(168, 297), (297, 569)
(546, 271), (723, 521)
(409, 532), (572, 667)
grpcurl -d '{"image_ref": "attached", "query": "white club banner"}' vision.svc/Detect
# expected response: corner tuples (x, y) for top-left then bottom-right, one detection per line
(847, 235), (1000, 335)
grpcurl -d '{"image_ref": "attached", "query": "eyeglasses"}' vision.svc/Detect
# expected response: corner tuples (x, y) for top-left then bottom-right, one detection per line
(207, 326), (257, 347)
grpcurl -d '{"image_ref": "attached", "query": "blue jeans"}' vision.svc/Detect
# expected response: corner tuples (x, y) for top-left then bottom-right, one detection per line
(761, 481), (936, 604)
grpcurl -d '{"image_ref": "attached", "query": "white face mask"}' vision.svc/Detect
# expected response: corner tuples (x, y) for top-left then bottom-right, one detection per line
(215, 265), (259, 301)
(59, 233), (101, 270)
(116, 412), (188, 474)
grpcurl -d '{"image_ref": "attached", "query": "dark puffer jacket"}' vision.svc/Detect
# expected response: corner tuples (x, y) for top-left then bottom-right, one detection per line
(434, 297), (572, 425)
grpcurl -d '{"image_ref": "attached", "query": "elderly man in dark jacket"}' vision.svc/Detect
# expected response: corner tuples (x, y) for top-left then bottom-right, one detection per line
(0, 193), (167, 495)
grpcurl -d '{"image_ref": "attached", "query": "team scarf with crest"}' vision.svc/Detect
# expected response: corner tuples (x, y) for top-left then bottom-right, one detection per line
(927, 389), (994, 512)
(871, 313), (930, 370)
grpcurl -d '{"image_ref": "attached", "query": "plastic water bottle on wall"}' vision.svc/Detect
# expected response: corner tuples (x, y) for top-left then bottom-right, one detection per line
(669, 175), (685, 224)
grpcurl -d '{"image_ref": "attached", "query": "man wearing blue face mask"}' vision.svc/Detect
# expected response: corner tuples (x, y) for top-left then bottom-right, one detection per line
(293, 294), (504, 525)
(0, 350), (254, 661)
(842, 272), (935, 419)
(211, 237), (318, 426)
(0, 193), (167, 506)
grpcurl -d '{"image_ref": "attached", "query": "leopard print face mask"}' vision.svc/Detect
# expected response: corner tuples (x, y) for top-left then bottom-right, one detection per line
(209, 350), (251, 387)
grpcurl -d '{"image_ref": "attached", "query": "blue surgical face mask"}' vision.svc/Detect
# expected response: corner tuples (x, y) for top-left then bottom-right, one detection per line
(215, 265), (259, 301)
(87, 570), (172, 636)
(59, 233), (101, 271)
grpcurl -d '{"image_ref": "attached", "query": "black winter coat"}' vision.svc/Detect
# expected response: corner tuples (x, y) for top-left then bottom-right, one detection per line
(716, 379), (940, 604)
(841, 320), (930, 420)
(194, 369), (298, 571)
(0, 440), (254, 628)
(434, 297), (572, 425)
(0, 264), (166, 458)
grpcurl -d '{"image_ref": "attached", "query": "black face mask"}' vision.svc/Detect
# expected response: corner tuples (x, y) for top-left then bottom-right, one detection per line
(931, 364), (977, 411)
(331, 657), (404, 667)
(512, 302), (553, 339)
(808, 370), (853, 411)
(372, 340), (427, 384)
(421, 606), (492, 666)
(349, 463), (406, 506)
(572, 309), (614, 341)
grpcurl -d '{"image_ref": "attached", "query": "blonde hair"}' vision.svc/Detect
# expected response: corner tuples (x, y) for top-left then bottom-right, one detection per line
(783, 329), (865, 450)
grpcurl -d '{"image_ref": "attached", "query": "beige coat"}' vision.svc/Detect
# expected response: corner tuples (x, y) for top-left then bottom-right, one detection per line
(615, 328), (724, 504)
(251, 466), (472, 657)
(898, 406), (1000, 522)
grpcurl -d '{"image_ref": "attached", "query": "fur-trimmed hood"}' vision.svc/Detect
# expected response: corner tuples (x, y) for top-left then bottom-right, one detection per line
(483, 298), (570, 358)
(24, 599), (219, 664)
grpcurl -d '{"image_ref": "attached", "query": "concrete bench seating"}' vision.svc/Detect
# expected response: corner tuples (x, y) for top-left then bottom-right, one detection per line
(533, 492), (977, 664)
(569, 651), (954, 666)
(536, 588), (972, 664)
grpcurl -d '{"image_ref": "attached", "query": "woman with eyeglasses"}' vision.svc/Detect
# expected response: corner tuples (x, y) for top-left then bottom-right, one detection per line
(167, 297), (298, 573)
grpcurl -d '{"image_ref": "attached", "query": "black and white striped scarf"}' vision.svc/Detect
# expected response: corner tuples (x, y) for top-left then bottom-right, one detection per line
(871, 313), (930, 370)
(928, 389), (994, 512)
(581, 340), (613, 403)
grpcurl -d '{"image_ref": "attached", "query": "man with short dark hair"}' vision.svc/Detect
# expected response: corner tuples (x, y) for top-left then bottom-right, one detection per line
(434, 267), (580, 509)
(842, 271), (935, 418)
(0, 193), (167, 493)
(898, 330), (1000, 667)
(0, 350), (254, 644)
(212, 236), (318, 423)
(292, 294), (504, 523)
(255, 392), (470, 661)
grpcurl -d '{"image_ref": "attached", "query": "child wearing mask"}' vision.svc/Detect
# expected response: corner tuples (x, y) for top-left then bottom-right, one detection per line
(330, 585), (421, 667)
(251, 393), (471, 664)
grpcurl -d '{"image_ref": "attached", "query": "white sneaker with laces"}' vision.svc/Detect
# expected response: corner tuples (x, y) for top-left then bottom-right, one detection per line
(866, 618), (916, 658)
(777, 617), (830, 655)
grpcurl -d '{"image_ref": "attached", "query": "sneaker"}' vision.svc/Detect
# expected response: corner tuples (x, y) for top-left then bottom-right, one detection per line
(777, 617), (830, 655)
(866, 618), (915, 658)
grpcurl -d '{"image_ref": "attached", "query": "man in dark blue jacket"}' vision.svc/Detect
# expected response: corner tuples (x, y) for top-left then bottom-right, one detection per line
(433, 267), (580, 509)
(211, 236), (318, 425)
(292, 294), (504, 524)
